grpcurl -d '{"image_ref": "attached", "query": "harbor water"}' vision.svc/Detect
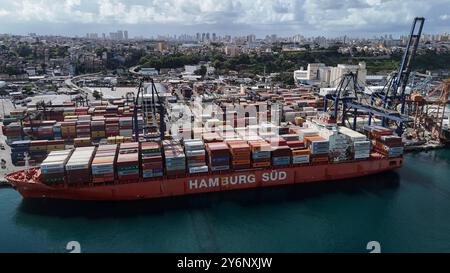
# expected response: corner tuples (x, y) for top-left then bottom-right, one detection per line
(0, 149), (449, 253)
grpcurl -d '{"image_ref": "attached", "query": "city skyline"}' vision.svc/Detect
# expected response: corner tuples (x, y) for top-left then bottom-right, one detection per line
(0, 0), (449, 38)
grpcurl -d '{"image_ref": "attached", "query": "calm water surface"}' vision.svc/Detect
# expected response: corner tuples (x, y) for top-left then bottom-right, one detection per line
(0, 150), (449, 253)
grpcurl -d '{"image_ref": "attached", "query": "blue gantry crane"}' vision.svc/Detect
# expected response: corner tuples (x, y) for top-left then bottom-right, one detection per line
(323, 17), (425, 136)
(132, 77), (166, 142)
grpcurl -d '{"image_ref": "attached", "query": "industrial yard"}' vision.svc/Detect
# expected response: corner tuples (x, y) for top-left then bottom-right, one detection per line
(0, 6), (450, 255)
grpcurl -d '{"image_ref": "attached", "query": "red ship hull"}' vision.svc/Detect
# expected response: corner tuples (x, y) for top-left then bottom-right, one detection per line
(6, 157), (403, 201)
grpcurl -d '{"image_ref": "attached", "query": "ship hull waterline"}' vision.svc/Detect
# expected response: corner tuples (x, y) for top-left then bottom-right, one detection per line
(6, 157), (402, 201)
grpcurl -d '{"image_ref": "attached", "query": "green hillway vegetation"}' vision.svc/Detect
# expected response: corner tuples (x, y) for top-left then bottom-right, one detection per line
(139, 47), (450, 86)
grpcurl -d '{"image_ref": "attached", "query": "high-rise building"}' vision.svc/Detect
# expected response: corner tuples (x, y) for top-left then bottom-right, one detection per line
(202, 33), (206, 42)
(212, 33), (217, 42)
(196, 33), (200, 41)
(86, 33), (98, 39)
(117, 30), (124, 40)
(124, 31), (128, 40)
(206, 33), (210, 41)
(157, 41), (166, 52)
(247, 34), (256, 43)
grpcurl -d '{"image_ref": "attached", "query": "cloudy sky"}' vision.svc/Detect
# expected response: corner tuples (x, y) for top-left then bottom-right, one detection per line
(0, 0), (449, 37)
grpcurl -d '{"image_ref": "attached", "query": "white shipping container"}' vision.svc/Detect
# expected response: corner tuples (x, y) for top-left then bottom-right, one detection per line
(339, 126), (367, 142)
(186, 150), (205, 157)
(292, 155), (310, 164)
(119, 129), (133, 137)
(189, 166), (209, 174)
(41, 162), (66, 172)
(65, 147), (95, 170)
(92, 164), (114, 175)
(298, 128), (319, 141)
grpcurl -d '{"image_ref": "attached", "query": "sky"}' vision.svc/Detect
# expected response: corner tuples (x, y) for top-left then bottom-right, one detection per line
(0, 0), (449, 38)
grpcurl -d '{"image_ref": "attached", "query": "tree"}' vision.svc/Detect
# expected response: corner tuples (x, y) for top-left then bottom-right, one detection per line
(92, 90), (102, 100)
(194, 65), (207, 77)
(17, 45), (32, 58)
(274, 73), (295, 87)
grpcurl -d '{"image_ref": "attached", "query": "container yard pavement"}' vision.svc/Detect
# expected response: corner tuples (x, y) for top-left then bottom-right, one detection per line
(0, 99), (17, 116)
(0, 124), (24, 181)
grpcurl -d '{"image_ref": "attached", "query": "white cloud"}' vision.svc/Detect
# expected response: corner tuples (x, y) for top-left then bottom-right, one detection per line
(0, 0), (449, 34)
(440, 14), (450, 20)
(302, 0), (434, 30)
(0, 9), (10, 17)
(11, 0), (95, 23)
(1, 0), (299, 25)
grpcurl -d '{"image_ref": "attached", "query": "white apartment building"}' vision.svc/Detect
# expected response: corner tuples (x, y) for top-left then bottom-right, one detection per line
(293, 63), (326, 83)
(224, 46), (239, 56)
(329, 63), (367, 87)
(294, 62), (367, 88)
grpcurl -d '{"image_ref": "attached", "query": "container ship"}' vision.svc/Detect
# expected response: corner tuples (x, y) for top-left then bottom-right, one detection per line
(6, 123), (404, 201)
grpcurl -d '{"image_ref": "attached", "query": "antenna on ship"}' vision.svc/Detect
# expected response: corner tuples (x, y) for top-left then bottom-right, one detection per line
(24, 152), (30, 175)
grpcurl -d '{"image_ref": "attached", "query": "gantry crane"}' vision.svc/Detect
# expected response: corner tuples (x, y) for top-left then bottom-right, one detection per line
(132, 77), (166, 142)
(323, 17), (425, 136)
(409, 79), (450, 141)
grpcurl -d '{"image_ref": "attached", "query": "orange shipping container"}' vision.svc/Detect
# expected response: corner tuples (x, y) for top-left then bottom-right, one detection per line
(253, 162), (271, 168)
(292, 149), (310, 156)
(232, 159), (251, 165)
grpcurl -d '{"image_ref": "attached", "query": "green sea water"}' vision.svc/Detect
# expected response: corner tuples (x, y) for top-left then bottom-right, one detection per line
(0, 150), (449, 253)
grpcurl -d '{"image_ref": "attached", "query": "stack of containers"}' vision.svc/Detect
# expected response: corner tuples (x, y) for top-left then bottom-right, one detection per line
(3, 122), (22, 143)
(304, 136), (330, 164)
(29, 140), (48, 162)
(117, 142), (140, 181)
(376, 135), (404, 157)
(119, 117), (133, 138)
(36, 122), (55, 140)
(107, 136), (127, 144)
(63, 107), (75, 118)
(326, 129), (352, 162)
(46, 140), (65, 152)
(365, 126), (403, 158)
(282, 134), (304, 149)
(75, 107), (88, 116)
(271, 145), (292, 166)
(48, 108), (64, 121)
(298, 128), (319, 142)
(91, 119), (106, 139)
(53, 122), (62, 140)
(65, 147), (95, 184)
(91, 144), (118, 183)
(339, 127), (371, 160)
(141, 142), (163, 178)
(74, 137), (92, 147)
(206, 142), (230, 171)
(10, 140), (30, 165)
(60, 121), (76, 139)
(363, 125), (394, 140)
(227, 140), (251, 170)
(291, 148), (310, 164)
(105, 117), (120, 137)
(248, 140), (271, 168)
(163, 141), (186, 176)
(106, 105), (119, 115)
(184, 139), (208, 174)
(76, 119), (91, 139)
(40, 150), (73, 185)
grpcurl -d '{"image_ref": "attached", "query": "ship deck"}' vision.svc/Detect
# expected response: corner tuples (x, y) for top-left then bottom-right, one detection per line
(5, 155), (403, 201)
